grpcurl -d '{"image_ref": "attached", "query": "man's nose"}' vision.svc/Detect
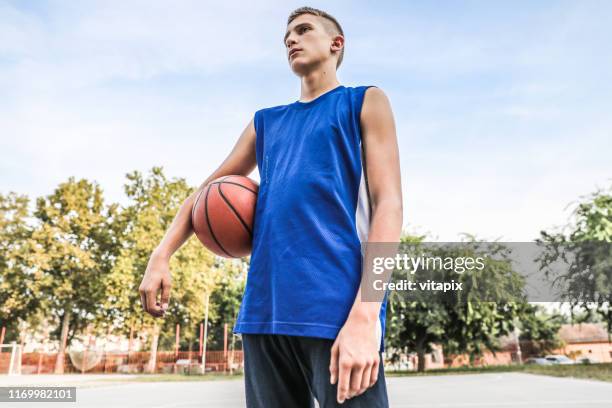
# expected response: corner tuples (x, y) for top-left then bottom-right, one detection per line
(286, 36), (296, 49)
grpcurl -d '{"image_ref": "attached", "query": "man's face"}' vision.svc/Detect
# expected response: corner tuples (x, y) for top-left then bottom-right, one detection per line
(284, 14), (342, 74)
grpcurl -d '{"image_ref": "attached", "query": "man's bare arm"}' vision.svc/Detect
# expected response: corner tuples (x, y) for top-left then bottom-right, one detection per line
(348, 86), (403, 321)
(330, 87), (403, 404)
(139, 118), (257, 317)
(154, 118), (257, 259)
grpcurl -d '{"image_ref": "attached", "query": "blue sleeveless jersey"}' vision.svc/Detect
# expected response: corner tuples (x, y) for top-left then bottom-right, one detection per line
(233, 85), (388, 353)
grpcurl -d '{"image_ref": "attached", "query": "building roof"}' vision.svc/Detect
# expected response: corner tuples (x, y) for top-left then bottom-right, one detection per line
(558, 323), (610, 343)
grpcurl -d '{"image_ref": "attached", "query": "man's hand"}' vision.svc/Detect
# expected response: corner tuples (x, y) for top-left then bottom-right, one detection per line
(330, 314), (380, 404)
(139, 251), (172, 318)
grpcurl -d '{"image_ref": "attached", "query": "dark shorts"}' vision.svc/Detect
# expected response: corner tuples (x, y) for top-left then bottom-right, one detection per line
(241, 333), (389, 408)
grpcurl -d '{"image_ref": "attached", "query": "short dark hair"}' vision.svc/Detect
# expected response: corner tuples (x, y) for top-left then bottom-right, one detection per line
(287, 7), (345, 69)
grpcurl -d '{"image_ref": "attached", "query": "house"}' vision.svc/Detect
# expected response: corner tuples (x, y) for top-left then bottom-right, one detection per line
(555, 322), (612, 363)
(410, 322), (611, 370)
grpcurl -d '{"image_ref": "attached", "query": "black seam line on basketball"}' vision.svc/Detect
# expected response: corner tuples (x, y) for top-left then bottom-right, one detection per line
(208, 181), (257, 195)
(213, 183), (239, 257)
(191, 187), (206, 226)
(218, 182), (253, 239)
(204, 183), (234, 258)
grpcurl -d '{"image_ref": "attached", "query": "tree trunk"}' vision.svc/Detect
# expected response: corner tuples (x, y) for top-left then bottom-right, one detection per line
(416, 347), (426, 372)
(54, 308), (71, 374)
(146, 324), (160, 373)
(415, 334), (427, 372)
(469, 352), (476, 366)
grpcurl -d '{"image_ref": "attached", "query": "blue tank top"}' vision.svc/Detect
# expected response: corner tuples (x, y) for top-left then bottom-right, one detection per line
(233, 85), (388, 352)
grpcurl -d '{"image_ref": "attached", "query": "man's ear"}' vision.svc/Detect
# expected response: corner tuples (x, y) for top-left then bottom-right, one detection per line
(331, 34), (344, 53)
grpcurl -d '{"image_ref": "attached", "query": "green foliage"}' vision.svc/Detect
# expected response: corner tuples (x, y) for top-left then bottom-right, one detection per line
(0, 166), (248, 353)
(0, 193), (41, 341)
(31, 178), (120, 343)
(386, 234), (528, 371)
(206, 258), (247, 350)
(7, 172), (606, 363)
(101, 167), (219, 350)
(568, 186), (612, 242)
(518, 304), (565, 355)
(538, 184), (612, 341)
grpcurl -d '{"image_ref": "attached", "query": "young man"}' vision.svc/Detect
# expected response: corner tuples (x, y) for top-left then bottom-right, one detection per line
(139, 6), (402, 407)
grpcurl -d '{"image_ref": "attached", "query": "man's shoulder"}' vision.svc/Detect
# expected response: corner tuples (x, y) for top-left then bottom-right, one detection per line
(345, 85), (386, 106)
(347, 84), (378, 91)
(255, 101), (294, 116)
(348, 84), (376, 90)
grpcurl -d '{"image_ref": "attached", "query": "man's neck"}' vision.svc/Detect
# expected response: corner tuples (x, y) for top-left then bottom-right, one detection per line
(299, 67), (341, 103)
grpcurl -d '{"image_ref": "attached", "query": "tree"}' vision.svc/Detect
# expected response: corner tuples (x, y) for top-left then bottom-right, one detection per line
(0, 193), (42, 343)
(33, 178), (119, 373)
(101, 167), (219, 372)
(538, 184), (612, 342)
(206, 258), (247, 351)
(386, 235), (528, 371)
(518, 304), (565, 355)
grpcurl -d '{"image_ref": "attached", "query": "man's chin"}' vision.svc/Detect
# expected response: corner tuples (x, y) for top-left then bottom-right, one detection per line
(290, 60), (314, 76)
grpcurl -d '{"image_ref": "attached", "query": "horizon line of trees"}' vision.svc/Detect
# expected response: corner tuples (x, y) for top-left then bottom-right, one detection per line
(1, 167), (610, 372)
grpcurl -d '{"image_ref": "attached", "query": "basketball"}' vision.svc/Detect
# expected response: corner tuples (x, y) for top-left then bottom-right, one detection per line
(191, 175), (259, 258)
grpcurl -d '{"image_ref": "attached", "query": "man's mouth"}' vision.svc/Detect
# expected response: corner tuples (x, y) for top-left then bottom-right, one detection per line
(289, 49), (302, 59)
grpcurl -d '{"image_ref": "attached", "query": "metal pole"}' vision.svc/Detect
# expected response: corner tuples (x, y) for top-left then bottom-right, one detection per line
(201, 293), (209, 374)
(8, 342), (16, 376)
(223, 324), (228, 358)
(37, 352), (43, 375)
(199, 323), (203, 358)
(229, 331), (235, 375)
(127, 325), (134, 365)
(223, 323), (228, 372)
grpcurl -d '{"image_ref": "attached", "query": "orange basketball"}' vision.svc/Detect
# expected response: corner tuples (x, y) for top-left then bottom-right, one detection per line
(191, 175), (258, 258)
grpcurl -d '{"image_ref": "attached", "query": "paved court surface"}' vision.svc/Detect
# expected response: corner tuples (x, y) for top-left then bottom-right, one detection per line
(2, 372), (612, 407)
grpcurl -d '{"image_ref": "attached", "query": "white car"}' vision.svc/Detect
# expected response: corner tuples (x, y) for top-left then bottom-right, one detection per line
(525, 357), (553, 365)
(544, 354), (575, 365)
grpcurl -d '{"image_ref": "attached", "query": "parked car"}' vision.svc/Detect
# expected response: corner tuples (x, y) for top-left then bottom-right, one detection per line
(525, 357), (553, 365)
(544, 354), (575, 365)
(576, 356), (599, 364)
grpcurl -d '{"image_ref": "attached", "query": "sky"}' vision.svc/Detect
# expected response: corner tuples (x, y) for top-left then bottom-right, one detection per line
(1, 0), (610, 241)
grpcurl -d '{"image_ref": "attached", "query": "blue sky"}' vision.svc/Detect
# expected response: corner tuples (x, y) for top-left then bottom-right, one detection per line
(1, 0), (610, 241)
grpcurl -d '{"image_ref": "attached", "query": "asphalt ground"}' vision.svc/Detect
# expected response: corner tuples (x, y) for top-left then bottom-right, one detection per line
(1, 372), (612, 407)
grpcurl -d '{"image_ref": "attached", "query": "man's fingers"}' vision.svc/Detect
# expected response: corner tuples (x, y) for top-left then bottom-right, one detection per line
(348, 359), (365, 399)
(358, 360), (373, 395)
(160, 278), (172, 311)
(329, 342), (339, 384)
(337, 357), (352, 404)
(146, 288), (163, 317)
(369, 356), (380, 387)
(139, 290), (147, 313)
